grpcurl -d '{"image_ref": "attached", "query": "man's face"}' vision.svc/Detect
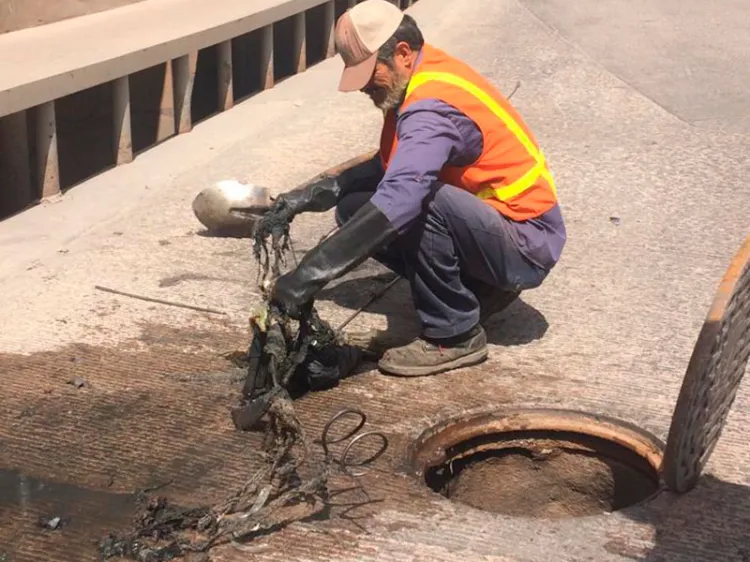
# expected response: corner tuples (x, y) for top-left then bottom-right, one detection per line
(360, 43), (415, 111)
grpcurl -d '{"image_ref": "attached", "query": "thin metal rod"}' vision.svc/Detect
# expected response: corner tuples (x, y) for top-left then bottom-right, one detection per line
(94, 285), (227, 315)
(318, 224), (339, 244)
(288, 237), (300, 267)
(507, 80), (521, 100)
(335, 276), (401, 333)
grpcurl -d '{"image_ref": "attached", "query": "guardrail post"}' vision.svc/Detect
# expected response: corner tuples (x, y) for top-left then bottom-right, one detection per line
(174, 52), (198, 134)
(36, 101), (60, 199)
(113, 76), (133, 165)
(260, 25), (274, 90)
(0, 111), (32, 210)
(217, 40), (234, 111)
(157, 60), (176, 142)
(293, 12), (307, 73)
(324, 1), (336, 58)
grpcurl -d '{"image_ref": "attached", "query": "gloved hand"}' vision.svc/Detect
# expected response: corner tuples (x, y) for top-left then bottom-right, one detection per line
(253, 155), (383, 261)
(252, 196), (294, 255)
(270, 201), (398, 319)
(253, 177), (328, 242)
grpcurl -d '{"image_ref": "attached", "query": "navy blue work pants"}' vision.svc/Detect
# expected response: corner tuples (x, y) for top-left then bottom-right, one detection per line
(335, 183), (548, 339)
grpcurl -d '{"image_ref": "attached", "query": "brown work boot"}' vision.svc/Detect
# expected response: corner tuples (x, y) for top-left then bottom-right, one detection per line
(377, 325), (488, 377)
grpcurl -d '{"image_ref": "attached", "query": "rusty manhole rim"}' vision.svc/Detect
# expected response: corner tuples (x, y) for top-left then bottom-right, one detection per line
(406, 407), (667, 509)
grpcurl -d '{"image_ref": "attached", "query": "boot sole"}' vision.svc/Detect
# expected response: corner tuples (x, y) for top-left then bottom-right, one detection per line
(377, 347), (489, 377)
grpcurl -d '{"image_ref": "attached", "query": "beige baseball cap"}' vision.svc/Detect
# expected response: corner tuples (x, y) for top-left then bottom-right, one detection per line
(334, 0), (405, 92)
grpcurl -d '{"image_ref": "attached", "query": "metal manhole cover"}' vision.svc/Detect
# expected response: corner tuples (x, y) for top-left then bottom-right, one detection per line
(662, 234), (750, 492)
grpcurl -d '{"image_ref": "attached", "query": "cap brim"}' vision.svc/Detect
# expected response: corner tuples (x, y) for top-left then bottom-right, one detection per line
(338, 53), (378, 92)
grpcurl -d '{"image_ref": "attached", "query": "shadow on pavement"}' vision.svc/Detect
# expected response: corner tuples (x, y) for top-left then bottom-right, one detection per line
(316, 267), (549, 346)
(621, 474), (750, 561)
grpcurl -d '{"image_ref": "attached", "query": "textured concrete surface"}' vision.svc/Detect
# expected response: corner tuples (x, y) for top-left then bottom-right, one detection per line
(0, 0), (749, 560)
(520, 0), (750, 134)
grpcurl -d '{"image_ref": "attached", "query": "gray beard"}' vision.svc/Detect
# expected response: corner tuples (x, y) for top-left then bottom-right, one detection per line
(374, 75), (410, 112)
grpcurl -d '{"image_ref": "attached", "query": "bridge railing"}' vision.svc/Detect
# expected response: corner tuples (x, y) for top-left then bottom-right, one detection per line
(0, 0), (417, 219)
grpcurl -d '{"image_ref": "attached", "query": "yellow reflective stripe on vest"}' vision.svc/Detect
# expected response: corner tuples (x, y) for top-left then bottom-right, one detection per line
(476, 160), (548, 201)
(405, 71), (557, 200)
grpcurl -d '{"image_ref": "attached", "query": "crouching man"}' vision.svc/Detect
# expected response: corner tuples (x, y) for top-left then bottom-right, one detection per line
(261, 0), (566, 377)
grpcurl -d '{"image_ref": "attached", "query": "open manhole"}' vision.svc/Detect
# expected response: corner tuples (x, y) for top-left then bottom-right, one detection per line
(408, 233), (750, 518)
(408, 409), (663, 519)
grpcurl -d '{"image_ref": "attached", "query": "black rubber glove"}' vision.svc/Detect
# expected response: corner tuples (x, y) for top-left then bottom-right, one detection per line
(269, 155), (383, 219)
(270, 201), (398, 319)
(253, 156), (383, 249)
(253, 176), (339, 253)
(275, 175), (341, 216)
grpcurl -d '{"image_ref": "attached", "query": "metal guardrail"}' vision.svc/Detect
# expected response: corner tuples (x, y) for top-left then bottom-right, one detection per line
(0, 0), (417, 218)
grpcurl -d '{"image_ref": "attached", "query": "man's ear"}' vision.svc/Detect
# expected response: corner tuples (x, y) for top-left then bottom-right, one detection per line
(394, 41), (414, 65)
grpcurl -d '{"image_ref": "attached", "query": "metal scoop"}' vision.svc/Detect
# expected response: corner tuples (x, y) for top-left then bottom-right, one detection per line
(192, 180), (272, 234)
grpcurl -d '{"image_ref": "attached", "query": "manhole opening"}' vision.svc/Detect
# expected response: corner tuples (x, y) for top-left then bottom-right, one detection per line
(413, 416), (663, 519)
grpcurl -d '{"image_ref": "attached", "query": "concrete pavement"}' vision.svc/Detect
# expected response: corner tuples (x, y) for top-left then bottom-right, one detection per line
(0, 0), (749, 560)
(521, 0), (750, 134)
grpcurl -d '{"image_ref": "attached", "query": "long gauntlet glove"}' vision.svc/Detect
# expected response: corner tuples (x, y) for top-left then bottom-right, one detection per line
(264, 155), (383, 221)
(270, 201), (398, 319)
(252, 156), (383, 252)
(251, 177), (337, 251)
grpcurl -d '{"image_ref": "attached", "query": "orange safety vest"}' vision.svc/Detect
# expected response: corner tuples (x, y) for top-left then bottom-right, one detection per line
(379, 44), (558, 222)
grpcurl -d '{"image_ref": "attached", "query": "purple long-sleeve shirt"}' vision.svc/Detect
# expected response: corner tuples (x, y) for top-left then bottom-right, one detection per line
(369, 97), (566, 271)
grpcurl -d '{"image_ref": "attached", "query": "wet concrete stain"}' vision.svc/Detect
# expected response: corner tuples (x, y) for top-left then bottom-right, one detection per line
(0, 317), (519, 561)
(0, 469), (137, 562)
(0, 322), (262, 561)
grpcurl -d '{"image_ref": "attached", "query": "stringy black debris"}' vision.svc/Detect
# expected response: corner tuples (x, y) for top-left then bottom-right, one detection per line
(252, 199), (293, 284)
(100, 204), (364, 561)
(247, 196), (357, 396)
(233, 305), (357, 431)
(99, 391), (331, 561)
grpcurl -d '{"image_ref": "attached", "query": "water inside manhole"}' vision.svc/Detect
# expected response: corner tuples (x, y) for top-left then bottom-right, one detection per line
(409, 409), (664, 519)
